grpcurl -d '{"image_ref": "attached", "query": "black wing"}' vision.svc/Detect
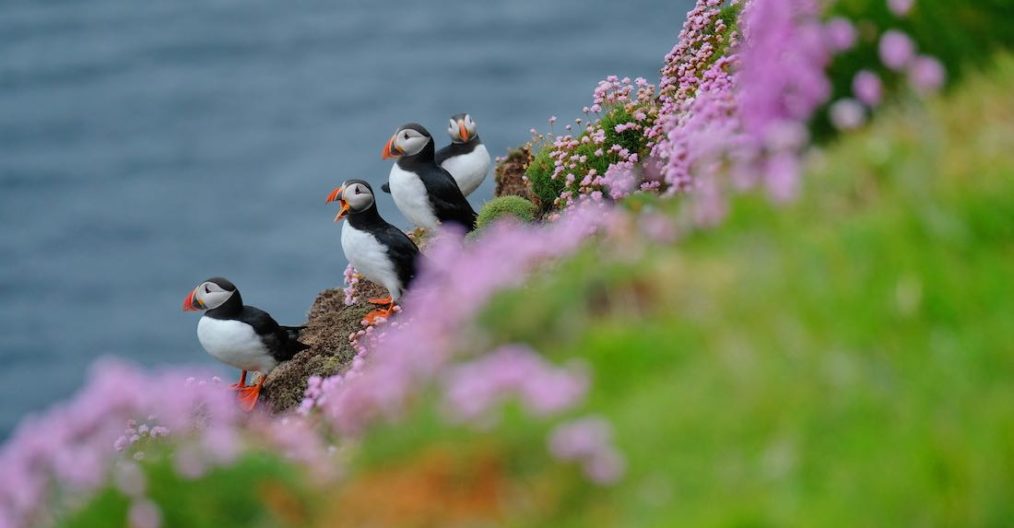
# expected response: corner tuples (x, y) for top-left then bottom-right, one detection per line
(420, 167), (477, 231)
(241, 306), (308, 362)
(375, 224), (421, 293)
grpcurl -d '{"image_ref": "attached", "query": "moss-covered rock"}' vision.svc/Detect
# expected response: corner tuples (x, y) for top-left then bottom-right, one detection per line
(476, 196), (538, 230)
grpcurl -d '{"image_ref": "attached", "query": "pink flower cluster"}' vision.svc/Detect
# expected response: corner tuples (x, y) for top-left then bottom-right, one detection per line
(300, 205), (619, 435)
(534, 75), (657, 207)
(548, 417), (625, 485)
(0, 361), (241, 527)
(443, 344), (589, 422)
(342, 262), (360, 305)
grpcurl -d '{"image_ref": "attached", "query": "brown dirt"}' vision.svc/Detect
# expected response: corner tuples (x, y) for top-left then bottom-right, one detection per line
(494, 146), (538, 205)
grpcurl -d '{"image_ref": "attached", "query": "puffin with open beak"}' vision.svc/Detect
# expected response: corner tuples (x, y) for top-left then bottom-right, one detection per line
(381, 123), (477, 232)
(327, 179), (419, 324)
(382, 113), (490, 197)
(182, 277), (308, 411)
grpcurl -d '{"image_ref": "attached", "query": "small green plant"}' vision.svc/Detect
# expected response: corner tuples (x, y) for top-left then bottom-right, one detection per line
(476, 195), (538, 230)
(525, 144), (564, 208)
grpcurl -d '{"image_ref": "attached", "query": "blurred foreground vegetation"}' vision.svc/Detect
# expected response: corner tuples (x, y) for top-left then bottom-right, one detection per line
(65, 55), (1014, 527)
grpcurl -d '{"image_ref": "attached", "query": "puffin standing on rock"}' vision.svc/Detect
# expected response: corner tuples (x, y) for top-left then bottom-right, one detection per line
(382, 113), (490, 197)
(327, 179), (419, 324)
(381, 123), (478, 232)
(183, 277), (308, 411)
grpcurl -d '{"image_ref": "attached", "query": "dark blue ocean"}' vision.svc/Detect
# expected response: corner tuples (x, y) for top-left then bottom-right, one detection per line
(0, 0), (690, 435)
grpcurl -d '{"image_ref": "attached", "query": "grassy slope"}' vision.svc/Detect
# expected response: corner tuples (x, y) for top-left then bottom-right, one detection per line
(478, 57), (1014, 526)
(60, 59), (1014, 528)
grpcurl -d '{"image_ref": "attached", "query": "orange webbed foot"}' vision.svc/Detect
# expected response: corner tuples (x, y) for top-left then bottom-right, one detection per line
(237, 377), (264, 412)
(367, 296), (394, 306)
(363, 304), (397, 325)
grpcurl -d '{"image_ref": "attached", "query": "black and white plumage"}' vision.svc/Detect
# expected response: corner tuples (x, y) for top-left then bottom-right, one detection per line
(183, 277), (307, 409)
(382, 113), (490, 197)
(326, 180), (419, 322)
(381, 123), (477, 232)
(435, 113), (490, 196)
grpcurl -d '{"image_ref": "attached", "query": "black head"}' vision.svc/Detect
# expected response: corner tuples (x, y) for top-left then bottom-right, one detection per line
(183, 277), (239, 312)
(382, 123), (434, 160)
(325, 179), (376, 222)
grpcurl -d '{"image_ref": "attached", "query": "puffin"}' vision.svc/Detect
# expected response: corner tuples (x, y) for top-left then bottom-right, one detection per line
(182, 277), (308, 411)
(381, 123), (478, 232)
(382, 113), (490, 197)
(326, 179), (420, 324)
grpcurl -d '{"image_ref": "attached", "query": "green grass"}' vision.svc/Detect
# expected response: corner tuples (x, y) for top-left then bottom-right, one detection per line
(474, 56), (1014, 526)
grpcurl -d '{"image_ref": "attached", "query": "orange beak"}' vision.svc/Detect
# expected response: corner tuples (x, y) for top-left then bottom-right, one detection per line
(458, 121), (469, 142)
(326, 186), (351, 221)
(182, 288), (203, 311)
(381, 135), (402, 160)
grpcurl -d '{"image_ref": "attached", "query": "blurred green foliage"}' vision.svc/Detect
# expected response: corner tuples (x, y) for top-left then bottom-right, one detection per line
(475, 56), (1014, 526)
(817, 0), (1014, 138)
(61, 452), (316, 528)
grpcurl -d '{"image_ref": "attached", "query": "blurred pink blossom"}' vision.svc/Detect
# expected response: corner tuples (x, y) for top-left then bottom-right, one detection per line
(852, 70), (883, 106)
(128, 499), (162, 528)
(825, 17), (857, 52)
(888, 0), (915, 16)
(829, 98), (866, 130)
(879, 30), (916, 70)
(908, 55), (946, 93)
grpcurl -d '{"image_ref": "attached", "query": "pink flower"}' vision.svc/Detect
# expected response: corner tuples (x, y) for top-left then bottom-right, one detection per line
(888, 0), (915, 16)
(128, 499), (162, 528)
(879, 30), (916, 71)
(852, 70), (883, 106)
(829, 98), (866, 130)
(548, 417), (625, 485)
(908, 55), (945, 94)
(825, 17), (857, 52)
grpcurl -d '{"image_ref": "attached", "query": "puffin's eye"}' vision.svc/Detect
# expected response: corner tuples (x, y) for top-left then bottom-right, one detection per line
(204, 285), (210, 293)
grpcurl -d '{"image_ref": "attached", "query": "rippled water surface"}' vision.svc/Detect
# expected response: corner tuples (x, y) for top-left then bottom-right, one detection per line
(0, 0), (690, 435)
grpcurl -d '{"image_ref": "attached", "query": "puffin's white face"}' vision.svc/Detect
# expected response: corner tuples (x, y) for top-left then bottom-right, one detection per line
(448, 114), (477, 143)
(383, 127), (429, 159)
(325, 180), (374, 221)
(342, 181), (374, 212)
(184, 281), (235, 311)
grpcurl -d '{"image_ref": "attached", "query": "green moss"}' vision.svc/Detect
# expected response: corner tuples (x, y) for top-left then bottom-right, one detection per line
(476, 195), (538, 230)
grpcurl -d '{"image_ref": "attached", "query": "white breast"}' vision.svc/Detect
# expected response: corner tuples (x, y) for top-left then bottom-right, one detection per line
(389, 164), (440, 229)
(441, 144), (490, 197)
(341, 221), (404, 300)
(197, 317), (277, 373)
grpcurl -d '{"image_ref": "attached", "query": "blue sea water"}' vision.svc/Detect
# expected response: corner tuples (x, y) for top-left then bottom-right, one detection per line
(0, 0), (691, 436)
